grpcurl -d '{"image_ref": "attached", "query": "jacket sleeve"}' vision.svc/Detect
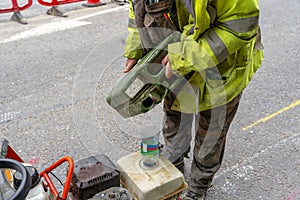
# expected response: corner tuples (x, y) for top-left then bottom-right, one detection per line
(168, 0), (261, 75)
(123, 0), (144, 59)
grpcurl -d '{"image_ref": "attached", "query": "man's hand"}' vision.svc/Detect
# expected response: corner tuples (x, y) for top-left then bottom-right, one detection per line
(124, 58), (138, 73)
(161, 55), (173, 79)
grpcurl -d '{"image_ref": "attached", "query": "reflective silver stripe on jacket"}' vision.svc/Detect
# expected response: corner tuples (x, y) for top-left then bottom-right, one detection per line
(219, 16), (259, 33)
(203, 29), (229, 63)
(182, 0), (194, 18)
(255, 26), (264, 50)
(128, 18), (138, 28)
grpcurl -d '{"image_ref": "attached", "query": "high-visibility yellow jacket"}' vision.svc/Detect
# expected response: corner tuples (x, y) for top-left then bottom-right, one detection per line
(124, 0), (264, 112)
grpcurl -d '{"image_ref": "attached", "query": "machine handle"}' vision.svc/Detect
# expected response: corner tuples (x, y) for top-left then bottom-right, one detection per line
(40, 156), (74, 200)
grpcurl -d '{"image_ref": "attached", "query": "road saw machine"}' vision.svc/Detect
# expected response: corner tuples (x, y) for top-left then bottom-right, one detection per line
(0, 138), (131, 200)
(1, 136), (186, 200)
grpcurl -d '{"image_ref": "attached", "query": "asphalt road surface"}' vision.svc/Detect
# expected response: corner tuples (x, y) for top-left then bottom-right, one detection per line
(0, 0), (299, 199)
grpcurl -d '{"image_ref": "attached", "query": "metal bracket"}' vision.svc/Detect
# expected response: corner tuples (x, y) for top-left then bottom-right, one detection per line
(46, 6), (67, 17)
(11, 12), (28, 24)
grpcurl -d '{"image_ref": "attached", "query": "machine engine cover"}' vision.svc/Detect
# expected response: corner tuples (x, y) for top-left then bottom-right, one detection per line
(70, 154), (120, 200)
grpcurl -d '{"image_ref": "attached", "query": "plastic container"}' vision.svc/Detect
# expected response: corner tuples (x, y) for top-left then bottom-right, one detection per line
(117, 151), (186, 200)
(140, 132), (159, 168)
(106, 32), (186, 118)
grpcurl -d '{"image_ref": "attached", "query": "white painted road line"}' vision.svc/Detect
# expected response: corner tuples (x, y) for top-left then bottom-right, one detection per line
(0, 20), (91, 44)
(0, 5), (128, 44)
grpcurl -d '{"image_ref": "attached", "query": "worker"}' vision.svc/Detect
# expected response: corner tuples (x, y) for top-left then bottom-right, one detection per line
(122, 0), (264, 199)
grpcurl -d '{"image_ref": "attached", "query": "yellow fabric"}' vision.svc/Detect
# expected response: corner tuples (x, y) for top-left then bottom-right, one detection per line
(123, 0), (143, 59)
(124, 0), (264, 112)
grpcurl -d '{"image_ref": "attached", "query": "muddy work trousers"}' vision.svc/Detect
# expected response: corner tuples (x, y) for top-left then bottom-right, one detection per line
(162, 93), (242, 195)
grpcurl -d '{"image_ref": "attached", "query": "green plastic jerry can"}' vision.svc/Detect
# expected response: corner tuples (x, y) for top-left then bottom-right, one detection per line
(106, 32), (190, 118)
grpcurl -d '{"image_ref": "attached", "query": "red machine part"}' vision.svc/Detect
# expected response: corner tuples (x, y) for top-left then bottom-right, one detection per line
(5, 146), (24, 163)
(40, 156), (74, 200)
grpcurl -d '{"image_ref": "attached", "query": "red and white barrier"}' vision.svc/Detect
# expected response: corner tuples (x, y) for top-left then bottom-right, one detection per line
(0, 0), (32, 24)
